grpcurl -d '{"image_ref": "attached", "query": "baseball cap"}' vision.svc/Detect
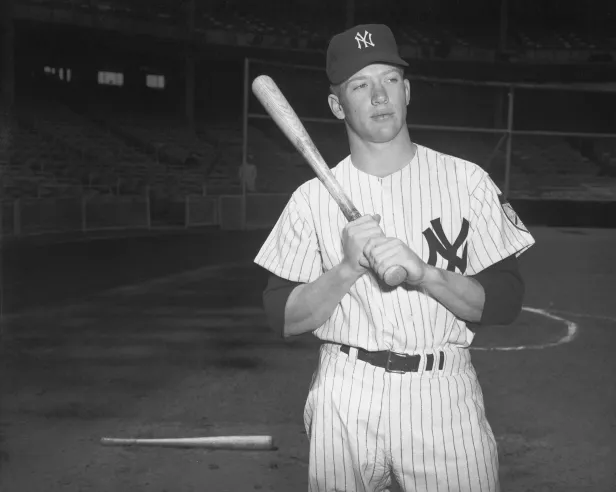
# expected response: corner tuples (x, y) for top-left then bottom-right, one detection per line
(326, 24), (409, 85)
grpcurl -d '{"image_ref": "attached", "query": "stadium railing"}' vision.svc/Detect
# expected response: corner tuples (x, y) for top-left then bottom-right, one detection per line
(1, 188), (220, 238)
(236, 57), (616, 230)
(4, 60), (615, 238)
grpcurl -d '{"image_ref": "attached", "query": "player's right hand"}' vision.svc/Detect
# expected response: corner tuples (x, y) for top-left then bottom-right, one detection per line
(341, 214), (383, 276)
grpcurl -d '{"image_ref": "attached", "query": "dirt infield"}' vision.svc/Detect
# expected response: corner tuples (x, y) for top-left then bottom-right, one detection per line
(1, 226), (615, 491)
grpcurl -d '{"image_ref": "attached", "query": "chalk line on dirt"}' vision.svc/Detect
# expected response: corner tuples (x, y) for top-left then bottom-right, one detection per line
(6, 265), (589, 355)
(547, 309), (616, 324)
(471, 306), (578, 352)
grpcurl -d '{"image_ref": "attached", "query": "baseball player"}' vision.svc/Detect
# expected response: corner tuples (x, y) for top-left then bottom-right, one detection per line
(255, 24), (535, 492)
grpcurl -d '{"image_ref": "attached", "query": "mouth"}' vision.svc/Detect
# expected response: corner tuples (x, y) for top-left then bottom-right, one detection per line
(371, 112), (394, 121)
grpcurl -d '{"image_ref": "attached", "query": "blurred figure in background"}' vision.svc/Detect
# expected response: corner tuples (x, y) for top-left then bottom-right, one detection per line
(239, 155), (257, 192)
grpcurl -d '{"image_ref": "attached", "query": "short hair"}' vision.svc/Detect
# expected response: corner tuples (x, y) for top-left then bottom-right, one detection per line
(329, 83), (342, 98)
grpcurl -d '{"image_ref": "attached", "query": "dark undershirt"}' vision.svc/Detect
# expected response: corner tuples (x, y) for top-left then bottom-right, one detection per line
(262, 254), (524, 336)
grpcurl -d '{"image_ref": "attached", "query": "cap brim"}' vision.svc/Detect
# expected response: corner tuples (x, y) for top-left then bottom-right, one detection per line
(332, 52), (409, 85)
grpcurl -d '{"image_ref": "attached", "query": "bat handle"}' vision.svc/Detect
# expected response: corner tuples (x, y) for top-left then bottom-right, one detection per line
(348, 211), (407, 287)
(383, 265), (407, 287)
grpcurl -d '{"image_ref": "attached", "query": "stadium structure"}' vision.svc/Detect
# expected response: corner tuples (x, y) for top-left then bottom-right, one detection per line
(1, 0), (616, 235)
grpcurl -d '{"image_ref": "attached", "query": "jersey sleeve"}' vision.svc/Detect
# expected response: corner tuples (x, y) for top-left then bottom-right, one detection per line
(254, 191), (322, 283)
(466, 174), (535, 274)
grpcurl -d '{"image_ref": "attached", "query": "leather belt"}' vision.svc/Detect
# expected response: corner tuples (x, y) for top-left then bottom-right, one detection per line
(340, 345), (445, 373)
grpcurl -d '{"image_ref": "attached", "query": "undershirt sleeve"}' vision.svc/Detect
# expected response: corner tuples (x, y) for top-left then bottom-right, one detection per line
(471, 253), (525, 326)
(261, 253), (525, 335)
(262, 272), (303, 336)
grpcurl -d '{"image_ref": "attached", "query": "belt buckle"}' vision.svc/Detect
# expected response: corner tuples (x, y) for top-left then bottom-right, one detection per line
(385, 351), (406, 374)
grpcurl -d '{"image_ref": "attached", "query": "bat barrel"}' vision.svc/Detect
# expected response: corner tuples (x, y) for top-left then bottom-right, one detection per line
(100, 435), (276, 450)
(251, 74), (360, 222)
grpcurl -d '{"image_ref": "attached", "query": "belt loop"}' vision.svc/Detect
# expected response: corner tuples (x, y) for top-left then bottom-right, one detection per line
(340, 345), (358, 362)
(349, 347), (358, 361)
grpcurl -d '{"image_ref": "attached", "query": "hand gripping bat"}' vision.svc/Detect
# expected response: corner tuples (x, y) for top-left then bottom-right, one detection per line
(251, 75), (407, 287)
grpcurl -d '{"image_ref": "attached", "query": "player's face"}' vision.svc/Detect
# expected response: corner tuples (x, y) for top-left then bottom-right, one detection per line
(329, 64), (410, 144)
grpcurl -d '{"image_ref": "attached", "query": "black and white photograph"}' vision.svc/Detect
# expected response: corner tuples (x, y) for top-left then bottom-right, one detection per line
(1, 1), (615, 491)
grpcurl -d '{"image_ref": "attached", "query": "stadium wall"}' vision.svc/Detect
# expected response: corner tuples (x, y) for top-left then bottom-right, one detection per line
(3, 193), (616, 238)
(14, 25), (616, 134)
(5, 23), (616, 236)
(1, 194), (221, 237)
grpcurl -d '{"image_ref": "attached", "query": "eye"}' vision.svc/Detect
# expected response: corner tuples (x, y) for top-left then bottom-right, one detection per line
(353, 83), (367, 91)
(388, 77), (399, 83)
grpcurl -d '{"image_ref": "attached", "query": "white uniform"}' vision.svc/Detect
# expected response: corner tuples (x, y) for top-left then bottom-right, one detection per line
(254, 144), (535, 492)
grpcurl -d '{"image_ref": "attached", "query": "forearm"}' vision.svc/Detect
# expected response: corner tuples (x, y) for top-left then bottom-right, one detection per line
(283, 262), (361, 338)
(418, 266), (486, 323)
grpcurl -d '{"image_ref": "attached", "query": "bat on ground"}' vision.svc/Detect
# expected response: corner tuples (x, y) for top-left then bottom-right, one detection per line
(100, 435), (276, 450)
(251, 74), (407, 287)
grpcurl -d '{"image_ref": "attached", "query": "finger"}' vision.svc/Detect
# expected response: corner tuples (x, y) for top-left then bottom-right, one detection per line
(366, 246), (400, 274)
(369, 238), (405, 258)
(373, 245), (401, 263)
(349, 213), (384, 229)
(355, 234), (383, 248)
(348, 218), (383, 234)
(359, 213), (380, 223)
(364, 240), (408, 271)
(363, 243), (399, 274)
(375, 249), (403, 273)
(349, 227), (385, 244)
(363, 236), (390, 255)
(358, 255), (370, 269)
(377, 259), (402, 280)
(350, 214), (380, 226)
(364, 236), (399, 251)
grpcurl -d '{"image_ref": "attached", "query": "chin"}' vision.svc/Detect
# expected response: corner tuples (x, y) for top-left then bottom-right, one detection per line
(369, 126), (402, 144)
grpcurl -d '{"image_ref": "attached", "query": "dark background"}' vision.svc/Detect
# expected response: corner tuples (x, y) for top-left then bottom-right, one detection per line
(4, 0), (616, 125)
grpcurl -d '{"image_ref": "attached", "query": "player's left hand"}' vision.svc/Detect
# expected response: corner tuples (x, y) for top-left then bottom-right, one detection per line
(362, 237), (428, 286)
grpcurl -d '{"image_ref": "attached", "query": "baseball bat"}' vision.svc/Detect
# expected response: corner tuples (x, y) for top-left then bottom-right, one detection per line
(100, 435), (275, 450)
(251, 74), (407, 287)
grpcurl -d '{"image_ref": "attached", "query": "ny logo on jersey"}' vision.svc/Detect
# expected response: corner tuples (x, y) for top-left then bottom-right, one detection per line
(355, 30), (375, 49)
(423, 218), (470, 273)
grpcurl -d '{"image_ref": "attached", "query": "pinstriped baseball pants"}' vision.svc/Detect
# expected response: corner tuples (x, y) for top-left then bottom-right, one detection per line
(303, 343), (500, 492)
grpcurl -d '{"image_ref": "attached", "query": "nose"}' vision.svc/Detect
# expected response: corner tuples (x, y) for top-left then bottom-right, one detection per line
(371, 84), (388, 105)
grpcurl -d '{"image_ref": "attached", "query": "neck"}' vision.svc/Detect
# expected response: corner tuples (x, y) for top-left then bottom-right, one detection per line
(348, 128), (416, 178)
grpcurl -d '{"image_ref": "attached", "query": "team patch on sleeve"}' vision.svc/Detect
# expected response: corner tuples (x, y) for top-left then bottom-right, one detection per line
(498, 194), (529, 233)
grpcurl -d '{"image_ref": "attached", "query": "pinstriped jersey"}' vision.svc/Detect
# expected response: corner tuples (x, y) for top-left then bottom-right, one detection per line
(254, 144), (535, 353)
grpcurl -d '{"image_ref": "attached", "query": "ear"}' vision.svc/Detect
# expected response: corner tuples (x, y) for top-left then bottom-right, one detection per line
(328, 93), (346, 120)
(404, 78), (411, 106)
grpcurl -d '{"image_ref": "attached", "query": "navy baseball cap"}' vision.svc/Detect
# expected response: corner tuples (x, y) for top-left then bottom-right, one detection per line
(326, 24), (409, 85)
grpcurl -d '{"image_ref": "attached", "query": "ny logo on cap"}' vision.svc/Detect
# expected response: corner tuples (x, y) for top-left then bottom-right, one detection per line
(355, 30), (375, 49)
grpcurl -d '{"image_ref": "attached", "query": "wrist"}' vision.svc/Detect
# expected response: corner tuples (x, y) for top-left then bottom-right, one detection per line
(338, 260), (364, 284)
(416, 264), (442, 289)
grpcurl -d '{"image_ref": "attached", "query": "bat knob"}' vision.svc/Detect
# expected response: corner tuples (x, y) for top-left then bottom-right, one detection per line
(383, 265), (407, 287)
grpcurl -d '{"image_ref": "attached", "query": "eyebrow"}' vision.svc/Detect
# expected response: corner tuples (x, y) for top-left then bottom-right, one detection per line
(346, 68), (401, 85)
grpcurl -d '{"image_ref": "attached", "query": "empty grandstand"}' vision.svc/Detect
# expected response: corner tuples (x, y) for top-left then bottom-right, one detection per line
(2, 0), (616, 234)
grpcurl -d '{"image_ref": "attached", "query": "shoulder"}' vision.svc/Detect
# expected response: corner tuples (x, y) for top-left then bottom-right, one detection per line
(294, 155), (351, 202)
(416, 144), (488, 194)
